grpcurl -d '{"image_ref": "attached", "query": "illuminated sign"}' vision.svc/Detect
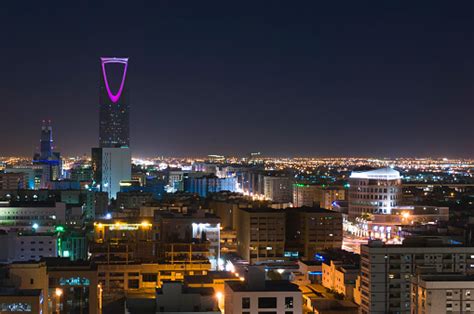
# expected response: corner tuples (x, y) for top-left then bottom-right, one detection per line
(0, 303), (31, 312)
(59, 277), (90, 286)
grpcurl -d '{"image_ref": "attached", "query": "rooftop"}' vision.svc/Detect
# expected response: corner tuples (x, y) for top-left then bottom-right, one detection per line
(0, 288), (42, 297)
(226, 280), (300, 292)
(350, 167), (400, 180)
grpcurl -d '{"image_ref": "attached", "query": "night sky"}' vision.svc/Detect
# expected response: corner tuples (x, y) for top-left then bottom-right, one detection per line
(1, 1), (472, 157)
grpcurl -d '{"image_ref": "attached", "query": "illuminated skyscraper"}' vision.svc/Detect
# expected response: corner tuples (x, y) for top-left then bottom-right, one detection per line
(99, 57), (130, 148)
(93, 57), (131, 199)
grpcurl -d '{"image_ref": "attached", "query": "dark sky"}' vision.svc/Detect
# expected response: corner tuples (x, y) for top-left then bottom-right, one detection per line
(1, 1), (473, 158)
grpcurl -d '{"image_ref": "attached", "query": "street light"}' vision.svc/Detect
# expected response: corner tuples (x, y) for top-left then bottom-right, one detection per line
(55, 288), (63, 314)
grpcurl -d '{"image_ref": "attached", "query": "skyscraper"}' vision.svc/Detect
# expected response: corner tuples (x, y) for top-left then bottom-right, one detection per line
(33, 120), (62, 185)
(93, 57), (131, 200)
(99, 57), (130, 148)
(39, 121), (53, 159)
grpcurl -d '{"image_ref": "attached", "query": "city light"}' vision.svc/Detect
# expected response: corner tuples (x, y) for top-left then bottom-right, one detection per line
(55, 288), (63, 297)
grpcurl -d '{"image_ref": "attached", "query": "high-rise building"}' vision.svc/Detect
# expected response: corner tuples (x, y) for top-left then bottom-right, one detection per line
(33, 121), (62, 185)
(235, 207), (286, 263)
(93, 57), (131, 199)
(92, 147), (131, 199)
(99, 57), (130, 148)
(348, 167), (402, 218)
(360, 238), (474, 314)
(285, 207), (343, 259)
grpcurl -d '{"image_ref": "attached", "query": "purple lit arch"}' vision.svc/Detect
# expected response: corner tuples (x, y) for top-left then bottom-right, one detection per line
(100, 57), (129, 103)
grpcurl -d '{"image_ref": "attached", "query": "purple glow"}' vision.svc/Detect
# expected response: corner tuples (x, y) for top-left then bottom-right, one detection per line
(101, 57), (129, 103)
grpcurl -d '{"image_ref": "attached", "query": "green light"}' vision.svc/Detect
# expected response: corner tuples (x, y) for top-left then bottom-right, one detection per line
(295, 183), (309, 187)
(55, 226), (65, 233)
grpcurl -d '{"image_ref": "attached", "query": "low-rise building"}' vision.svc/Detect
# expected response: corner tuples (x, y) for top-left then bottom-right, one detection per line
(322, 260), (359, 300)
(155, 281), (220, 313)
(0, 231), (58, 263)
(224, 267), (302, 314)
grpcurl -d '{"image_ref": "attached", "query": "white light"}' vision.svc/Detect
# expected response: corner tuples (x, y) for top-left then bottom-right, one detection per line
(105, 213), (112, 219)
(277, 269), (285, 274)
(32, 223), (39, 230)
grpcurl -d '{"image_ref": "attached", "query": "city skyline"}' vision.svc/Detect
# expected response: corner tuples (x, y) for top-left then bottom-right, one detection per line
(0, 1), (473, 157)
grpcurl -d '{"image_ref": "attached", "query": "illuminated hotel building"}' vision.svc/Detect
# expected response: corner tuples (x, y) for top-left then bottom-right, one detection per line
(348, 167), (402, 218)
(92, 57), (131, 199)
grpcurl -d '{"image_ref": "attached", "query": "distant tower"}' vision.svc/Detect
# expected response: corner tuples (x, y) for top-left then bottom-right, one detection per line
(39, 120), (53, 159)
(33, 121), (62, 185)
(99, 57), (130, 148)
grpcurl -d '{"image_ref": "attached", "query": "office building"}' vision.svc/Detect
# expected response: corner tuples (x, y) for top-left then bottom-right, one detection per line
(235, 207), (286, 263)
(91, 146), (131, 199)
(348, 167), (402, 218)
(360, 238), (474, 314)
(286, 207), (343, 259)
(411, 274), (474, 314)
(263, 174), (293, 203)
(224, 267), (302, 314)
(184, 174), (237, 197)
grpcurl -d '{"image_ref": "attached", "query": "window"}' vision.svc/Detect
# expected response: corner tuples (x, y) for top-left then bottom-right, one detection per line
(30, 278), (34, 285)
(142, 273), (157, 282)
(242, 297), (250, 309)
(128, 279), (139, 289)
(258, 297), (277, 308)
(285, 297), (294, 309)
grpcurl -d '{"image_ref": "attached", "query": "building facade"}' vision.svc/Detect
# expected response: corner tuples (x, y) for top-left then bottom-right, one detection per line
(360, 239), (474, 314)
(235, 208), (286, 263)
(348, 167), (402, 218)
